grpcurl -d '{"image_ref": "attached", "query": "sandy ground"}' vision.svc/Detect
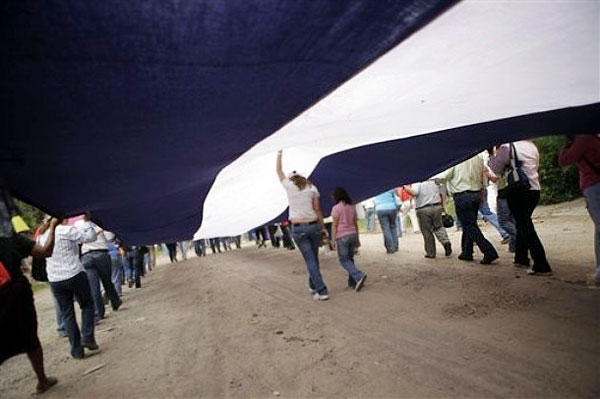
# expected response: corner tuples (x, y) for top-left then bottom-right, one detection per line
(1, 198), (599, 399)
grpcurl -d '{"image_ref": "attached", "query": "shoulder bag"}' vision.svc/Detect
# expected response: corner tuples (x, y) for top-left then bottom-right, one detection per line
(504, 143), (530, 195)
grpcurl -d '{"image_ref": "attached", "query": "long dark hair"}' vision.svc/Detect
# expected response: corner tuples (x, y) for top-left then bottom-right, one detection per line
(331, 187), (352, 205)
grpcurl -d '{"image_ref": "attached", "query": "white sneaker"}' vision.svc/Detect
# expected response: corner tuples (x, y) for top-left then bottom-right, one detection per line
(312, 293), (329, 301)
(355, 275), (367, 292)
(308, 287), (316, 294)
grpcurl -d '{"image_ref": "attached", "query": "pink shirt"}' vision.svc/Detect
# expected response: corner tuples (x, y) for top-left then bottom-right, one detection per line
(331, 202), (357, 239)
(490, 140), (541, 191)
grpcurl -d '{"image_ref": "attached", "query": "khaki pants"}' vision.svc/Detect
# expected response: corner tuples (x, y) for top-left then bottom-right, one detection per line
(416, 205), (450, 257)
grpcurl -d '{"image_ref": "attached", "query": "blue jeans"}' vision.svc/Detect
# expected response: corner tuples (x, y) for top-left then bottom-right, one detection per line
(51, 290), (66, 335)
(110, 255), (123, 297)
(50, 271), (96, 357)
(377, 210), (399, 252)
(81, 251), (121, 319)
(336, 234), (365, 285)
(127, 250), (144, 288)
(365, 208), (376, 231)
(122, 255), (132, 281)
(479, 190), (509, 239)
(497, 196), (517, 252)
(396, 215), (403, 237)
(584, 183), (600, 282)
(454, 191), (497, 259)
(292, 224), (328, 295)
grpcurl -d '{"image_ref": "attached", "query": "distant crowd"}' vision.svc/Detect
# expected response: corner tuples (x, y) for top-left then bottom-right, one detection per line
(0, 135), (598, 395)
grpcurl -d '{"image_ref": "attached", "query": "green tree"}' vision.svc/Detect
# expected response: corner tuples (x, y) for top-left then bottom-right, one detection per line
(14, 199), (45, 229)
(535, 136), (580, 204)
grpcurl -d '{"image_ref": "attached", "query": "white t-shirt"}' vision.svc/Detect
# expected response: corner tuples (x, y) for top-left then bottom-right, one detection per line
(281, 178), (320, 220)
(411, 181), (442, 209)
(74, 220), (115, 254)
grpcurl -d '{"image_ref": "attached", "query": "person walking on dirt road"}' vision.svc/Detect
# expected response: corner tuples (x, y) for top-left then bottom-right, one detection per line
(276, 150), (329, 301)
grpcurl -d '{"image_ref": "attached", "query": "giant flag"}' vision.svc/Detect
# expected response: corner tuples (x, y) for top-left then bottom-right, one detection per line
(1, 1), (598, 244)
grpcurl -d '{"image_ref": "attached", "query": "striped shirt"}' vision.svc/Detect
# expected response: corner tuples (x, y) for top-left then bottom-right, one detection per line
(42, 222), (97, 282)
(74, 220), (115, 254)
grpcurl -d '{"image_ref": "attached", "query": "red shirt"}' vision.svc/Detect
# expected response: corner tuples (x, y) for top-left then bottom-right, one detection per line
(396, 187), (412, 202)
(558, 135), (600, 191)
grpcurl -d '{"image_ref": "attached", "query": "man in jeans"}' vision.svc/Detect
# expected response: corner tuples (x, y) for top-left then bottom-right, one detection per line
(374, 189), (400, 254)
(441, 156), (499, 264)
(559, 134), (600, 284)
(75, 216), (121, 321)
(362, 198), (376, 231)
(44, 218), (98, 359)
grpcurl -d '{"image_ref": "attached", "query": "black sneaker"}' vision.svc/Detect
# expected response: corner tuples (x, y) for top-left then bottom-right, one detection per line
(82, 341), (99, 351)
(112, 299), (122, 311)
(458, 253), (473, 262)
(444, 242), (452, 257)
(480, 253), (499, 265)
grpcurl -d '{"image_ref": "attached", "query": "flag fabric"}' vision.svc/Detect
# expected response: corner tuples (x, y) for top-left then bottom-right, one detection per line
(1, 1), (598, 244)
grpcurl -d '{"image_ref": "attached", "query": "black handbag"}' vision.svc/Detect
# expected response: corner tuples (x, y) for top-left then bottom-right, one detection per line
(503, 143), (530, 195)
(442, 213), (454, 228)
(31, 256), (48, 282)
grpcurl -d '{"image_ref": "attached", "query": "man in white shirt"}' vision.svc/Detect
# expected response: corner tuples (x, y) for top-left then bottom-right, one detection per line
(362, 198), (376, 231)
(44, 218), (98, 359)
(404, 181), (452, 258)
(75, 215), (121, 320)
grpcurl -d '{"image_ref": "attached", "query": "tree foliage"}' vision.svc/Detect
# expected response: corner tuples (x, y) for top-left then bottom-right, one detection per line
(535, 136), (581, 205)
(14, 199), (45, 230)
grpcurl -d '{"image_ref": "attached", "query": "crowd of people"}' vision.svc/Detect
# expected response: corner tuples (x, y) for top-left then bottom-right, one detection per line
(274, 136), (599, 301)
(0, 135), (597, 394)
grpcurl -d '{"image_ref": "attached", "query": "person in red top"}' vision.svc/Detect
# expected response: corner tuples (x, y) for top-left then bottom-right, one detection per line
(396, 186), (420, 234)
(558, 134), (600, 284)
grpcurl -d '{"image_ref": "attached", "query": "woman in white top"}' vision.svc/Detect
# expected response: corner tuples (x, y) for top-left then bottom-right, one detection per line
(276, 150), (329, 300)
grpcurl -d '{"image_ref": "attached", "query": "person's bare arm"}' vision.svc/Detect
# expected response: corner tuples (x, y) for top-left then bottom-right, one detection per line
(331, 217), (338, 249)
(312, 196), (326, 233)
(354, 218), (361, 248)
(276, 150), (285, 181)
(31, 218), (60, 257)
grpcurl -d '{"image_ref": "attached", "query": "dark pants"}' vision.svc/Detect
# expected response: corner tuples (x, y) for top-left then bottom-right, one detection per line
(81, 251), (121, 319)
(166, 243), (178, 262)
(50, 272), (96, 358)
(454, 191), (497, 259)
(506, 189), (551, 272)
(126, 250), (144, 288)
(194, 239), (206, 256)
(282, 226), (295, 249)
(209, 238), (221, 253)
(254, 227), (267, 245)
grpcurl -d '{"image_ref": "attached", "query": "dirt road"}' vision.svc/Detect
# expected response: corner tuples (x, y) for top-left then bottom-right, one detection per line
(1, 199), (599, 398)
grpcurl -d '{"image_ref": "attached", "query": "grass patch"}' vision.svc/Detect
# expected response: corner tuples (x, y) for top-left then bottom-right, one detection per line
(31, 281), (50, 292)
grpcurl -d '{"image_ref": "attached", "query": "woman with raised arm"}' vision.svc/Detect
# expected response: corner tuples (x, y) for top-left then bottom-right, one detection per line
(0, 180), (60, 394)
(276, 150), (329, 301)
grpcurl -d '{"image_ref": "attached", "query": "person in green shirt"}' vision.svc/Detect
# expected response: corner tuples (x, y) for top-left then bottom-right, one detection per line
(440, 156), (499, 264)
